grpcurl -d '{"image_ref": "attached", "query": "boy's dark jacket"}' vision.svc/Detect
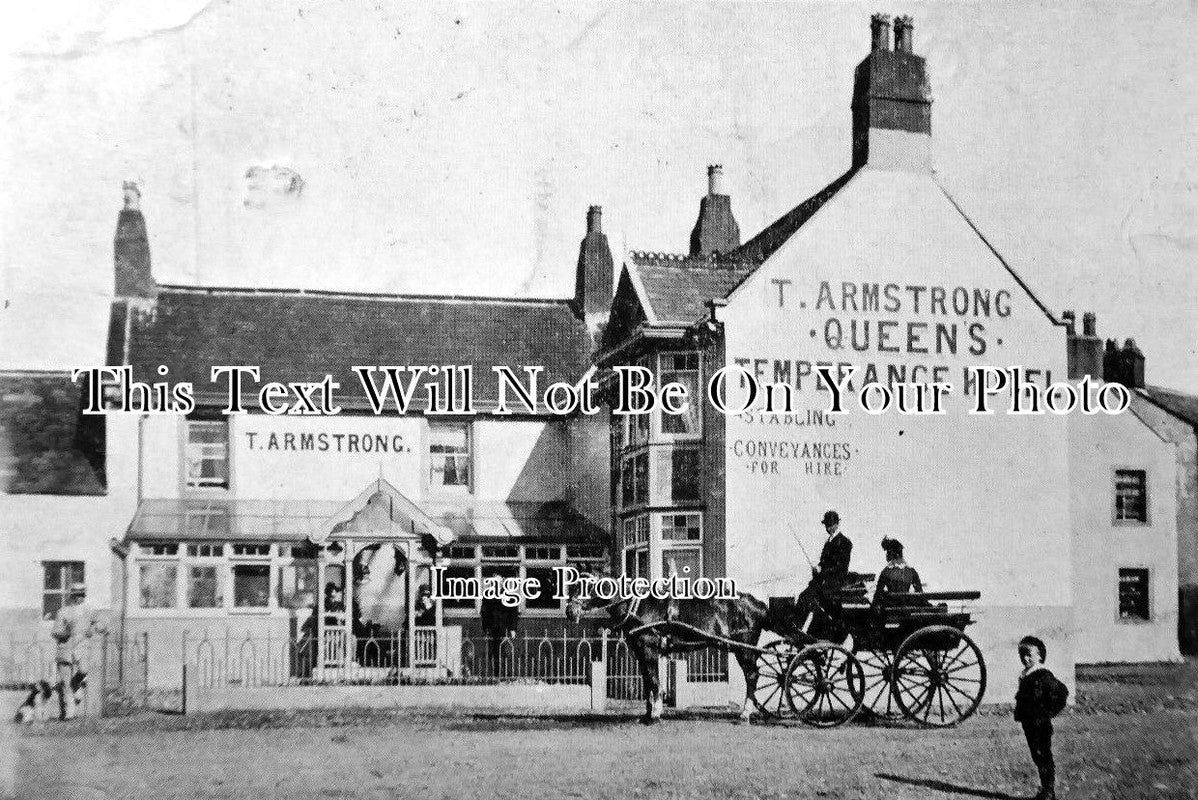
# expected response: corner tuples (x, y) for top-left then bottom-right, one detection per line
(1014, 667), (1069, 721)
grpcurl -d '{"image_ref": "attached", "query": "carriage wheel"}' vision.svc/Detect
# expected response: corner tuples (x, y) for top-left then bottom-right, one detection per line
(752, 640), (797, 718)
(892, 625), (986, 728)
(857, 649), (904, 720)
(783, 642), (865, 728)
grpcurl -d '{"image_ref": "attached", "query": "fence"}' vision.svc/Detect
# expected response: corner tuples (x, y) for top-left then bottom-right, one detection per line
(3, 627), (736, 714)
(185, 628), (599, 689)
(0, 632), (161, 716)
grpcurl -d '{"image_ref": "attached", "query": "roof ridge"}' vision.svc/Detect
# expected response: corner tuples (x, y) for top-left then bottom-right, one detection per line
(156, 284), (579, 307)
(1145, 383), (1198, 400)
(629, 250), (757, 269)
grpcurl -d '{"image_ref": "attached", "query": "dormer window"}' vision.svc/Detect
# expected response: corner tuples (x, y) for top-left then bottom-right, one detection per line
(429, 421), (471, 490)
(185, 419), (229, 490)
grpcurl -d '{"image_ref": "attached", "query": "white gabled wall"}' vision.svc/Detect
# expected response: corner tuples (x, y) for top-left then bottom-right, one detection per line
(721, 168), (1073, 703)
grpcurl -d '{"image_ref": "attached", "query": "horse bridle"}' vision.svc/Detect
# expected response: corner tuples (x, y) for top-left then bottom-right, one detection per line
(573, 593), (642, 631)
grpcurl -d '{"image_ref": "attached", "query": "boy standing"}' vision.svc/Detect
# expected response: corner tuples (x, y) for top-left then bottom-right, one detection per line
(1014, 635), (1069, 800)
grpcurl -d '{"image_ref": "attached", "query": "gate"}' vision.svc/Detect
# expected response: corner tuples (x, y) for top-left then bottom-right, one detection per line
(603, 636), (730, 704)
(605, 633), (645, 702)
(100, 632), (160, 715)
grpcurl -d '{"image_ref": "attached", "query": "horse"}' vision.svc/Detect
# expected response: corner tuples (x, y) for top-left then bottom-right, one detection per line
(565, 578), (804, 724)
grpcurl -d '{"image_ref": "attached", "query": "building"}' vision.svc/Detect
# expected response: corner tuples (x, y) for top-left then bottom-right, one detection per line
(0, 371), (133, 633)
(598, 14), (1075, 704)
(1090, 328), (1198, 655)
(1064, 313), (1182, 662)
(1137, 386), (1198, 654)
(3, 184), (616, 688)
(1, 12), (1191, 699)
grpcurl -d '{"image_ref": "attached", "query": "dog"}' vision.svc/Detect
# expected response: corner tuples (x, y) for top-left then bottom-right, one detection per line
(69, 669), (87, 708)
(13, 680), (54, 724)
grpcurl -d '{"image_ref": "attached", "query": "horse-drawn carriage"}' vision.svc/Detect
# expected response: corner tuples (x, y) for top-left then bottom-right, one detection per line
(750, 576), (987, 728)
(565, 570), (986, 728)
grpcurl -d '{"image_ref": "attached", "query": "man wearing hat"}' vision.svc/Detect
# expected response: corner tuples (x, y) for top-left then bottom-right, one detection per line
(814, 511), (852, 585)
(792, 511), (853, 637)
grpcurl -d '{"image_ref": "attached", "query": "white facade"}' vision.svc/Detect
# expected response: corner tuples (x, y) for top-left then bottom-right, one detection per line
(1070, 394), (1181, 663)
(720, 167), (1074, 703)
(0, 410), (138, 633)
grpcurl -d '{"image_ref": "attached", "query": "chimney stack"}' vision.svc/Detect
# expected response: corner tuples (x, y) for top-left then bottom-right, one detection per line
(114, 181), (158, 300)
(690, 165), (741, 258)
(707, 164), (725, 196)
(870, 13), (891, 52)
(851, 13), (932, 172)
(575, 205), (614, 340)
(1119, 338), (1145, 389)
(1065, 309), (1103, 380)
(1103, 339), (1121, 382)
(893, 15), (914, 53)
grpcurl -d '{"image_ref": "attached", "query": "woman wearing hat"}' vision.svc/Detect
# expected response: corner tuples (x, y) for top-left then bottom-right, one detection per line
(875, 537), (923, 599)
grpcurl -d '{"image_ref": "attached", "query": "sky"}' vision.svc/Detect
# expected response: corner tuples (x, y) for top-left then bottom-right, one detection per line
(1, 0), (1195, 391)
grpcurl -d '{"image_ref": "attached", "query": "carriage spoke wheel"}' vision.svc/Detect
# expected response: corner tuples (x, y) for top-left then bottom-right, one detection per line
(783, 642), (865, 728)
(892, 625), (987, 728)
(857, 649), (904, 720)
(752, 640), (798, 718)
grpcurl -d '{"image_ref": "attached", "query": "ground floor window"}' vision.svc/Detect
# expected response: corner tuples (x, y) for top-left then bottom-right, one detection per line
(441, 543), (608, 614)
(232, 564), (271, 608)
(42, 561), (85, 620)
(1118, 568), (1150, 621)
(619, 512), (703, 581)
(188, 565), (222, 609)
(662, 548), (701, 580)
(277, 563), (318, 609)
(139, 563), (178, 608)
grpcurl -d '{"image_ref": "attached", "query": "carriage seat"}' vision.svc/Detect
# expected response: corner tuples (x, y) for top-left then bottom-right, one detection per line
(831, 573), (876, 604)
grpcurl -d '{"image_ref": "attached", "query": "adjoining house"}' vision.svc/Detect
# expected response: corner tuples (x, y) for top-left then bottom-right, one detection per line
(1063, 314), (1184, 662)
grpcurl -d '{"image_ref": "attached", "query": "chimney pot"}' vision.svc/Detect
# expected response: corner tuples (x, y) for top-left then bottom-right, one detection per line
(122, 180), (141, 211)
(1061, 310), (1076, 336)
(1082, 312), (1097, 337)
(1123, 338), (1141, 353)
(587, 205), (602, 235)
(893, 16), (914, 53)
(707, 164), (725, 196)
(870, 13), (892, 52)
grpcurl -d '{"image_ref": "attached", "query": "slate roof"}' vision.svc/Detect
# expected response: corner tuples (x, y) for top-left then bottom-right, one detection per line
(730, 168), (858, 265)
(623, 168), (858, 327)
(1141, 385), (1198, 428)
(628, 252), (755, 325)
(121, 287), (592, 409)
(0, 371), (105, 495)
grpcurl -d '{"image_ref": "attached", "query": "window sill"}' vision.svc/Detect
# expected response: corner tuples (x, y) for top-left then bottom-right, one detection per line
(1116, 617), (1154, 625)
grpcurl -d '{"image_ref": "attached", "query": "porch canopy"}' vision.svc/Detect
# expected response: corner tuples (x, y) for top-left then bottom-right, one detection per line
(126, 497), (344, 542)
(310, 477), (455, 551)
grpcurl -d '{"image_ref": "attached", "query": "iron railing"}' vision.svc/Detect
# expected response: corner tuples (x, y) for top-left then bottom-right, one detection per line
(183, 628), (601, 688)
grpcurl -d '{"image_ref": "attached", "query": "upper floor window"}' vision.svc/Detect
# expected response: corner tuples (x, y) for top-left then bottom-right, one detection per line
(42, 561), (85, 620)
(660, 512), (702, 542)
(619, 452), (649, 507)
(185, 420), (229, 490)
(658, 352), (701, 438)
(1113, 469), (1148, 523)
(429, 422), (471, 489)
(1118, 568), (1150, 621)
